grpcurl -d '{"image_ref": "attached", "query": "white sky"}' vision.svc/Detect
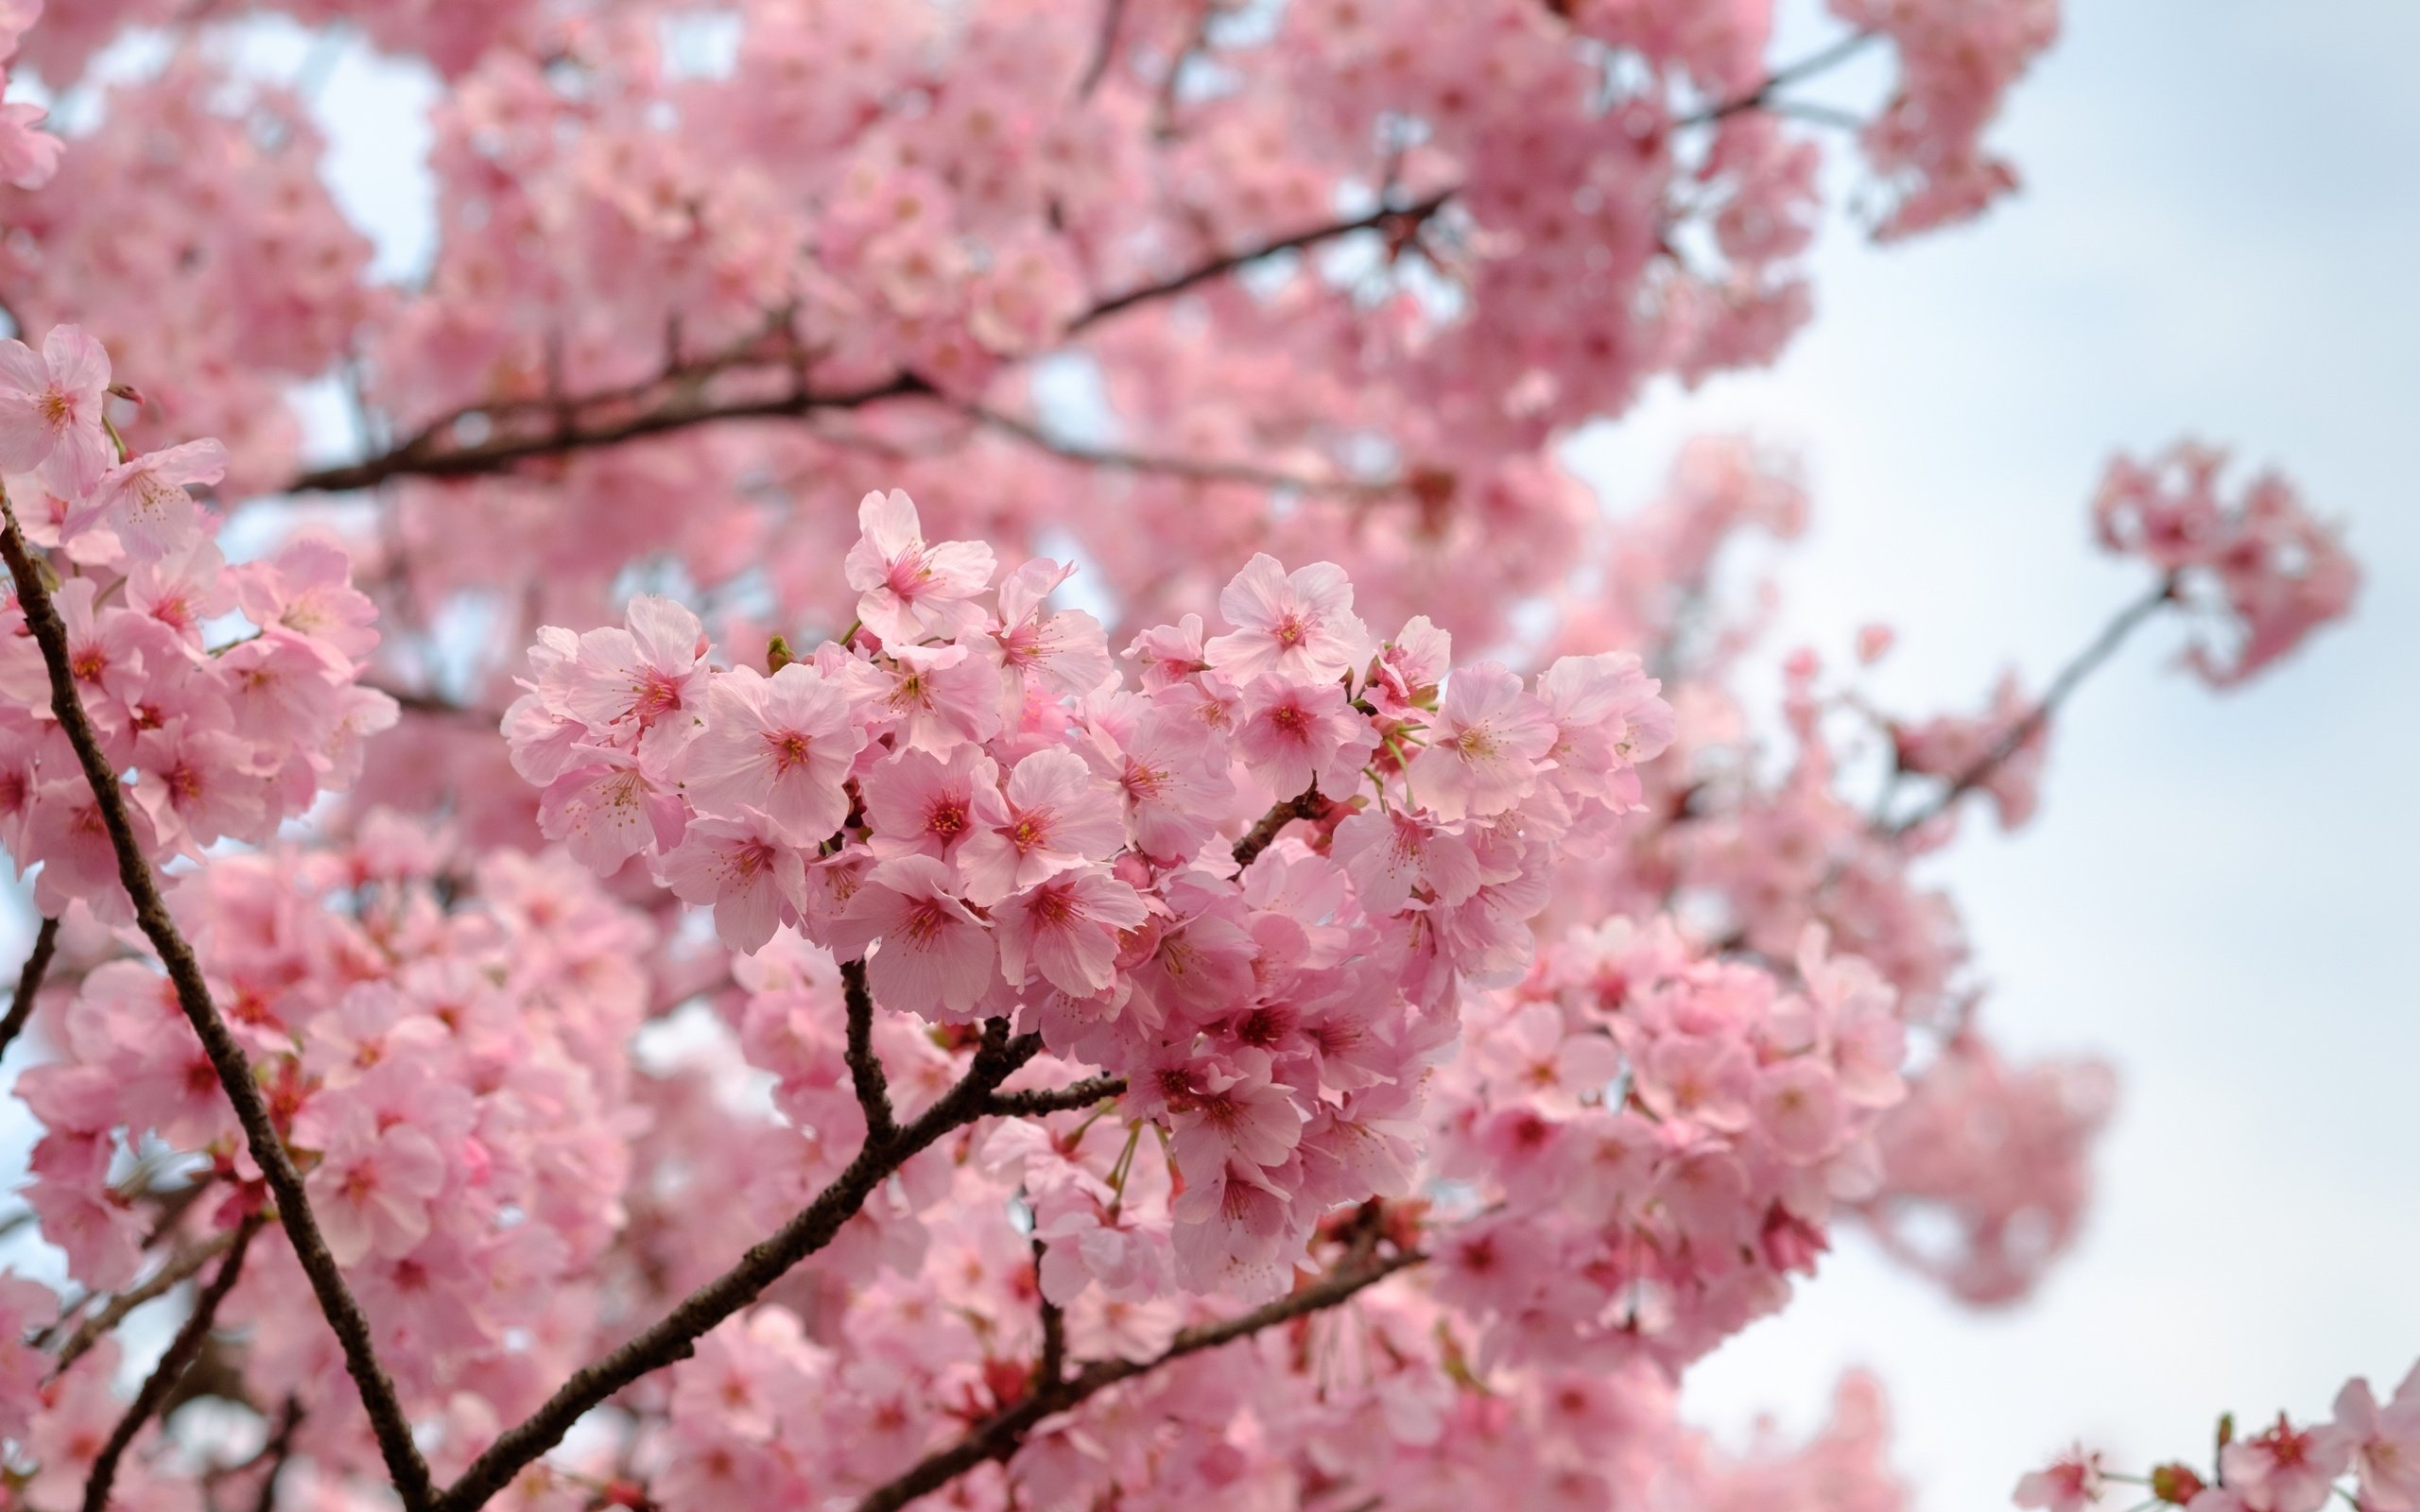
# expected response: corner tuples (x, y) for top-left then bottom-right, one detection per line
(5, 3), (2415, 1506)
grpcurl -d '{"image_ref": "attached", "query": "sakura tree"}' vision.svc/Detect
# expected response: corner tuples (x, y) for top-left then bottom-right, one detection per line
(0, 2), (2386, 1512)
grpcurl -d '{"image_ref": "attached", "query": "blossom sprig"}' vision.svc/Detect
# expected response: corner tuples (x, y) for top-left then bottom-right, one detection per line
(0, 327), (395, 925)
(2016, 1363), (2420, 1512)
(2093, 443), (2360, 689)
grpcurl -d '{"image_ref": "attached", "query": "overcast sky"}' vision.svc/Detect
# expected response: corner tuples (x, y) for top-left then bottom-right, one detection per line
(8, 3), (2416, 1506)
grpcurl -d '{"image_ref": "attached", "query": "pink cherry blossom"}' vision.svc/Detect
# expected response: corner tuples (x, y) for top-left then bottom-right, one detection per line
(1331, 805), (1482, 915)
(2221, 1416), (2357, 1512)
(0, 324), (112, 498)
(76, 438), (229, 562)
(1205, 554), (1373, 684)
(1233, 675), (1378, 800)
(0, 25), (2377, 1512)
(2014, 1449), (2104, 1512)
(0, 1273), (55, 1442)
(993, 866), (1150, 997)
(861, 743), (998, 863)
(958, 746), (1123, 905)
(304, 1102), (449, 1266)
(662, 809), (809, 954)
(844, 489), (997, 645)
(562, 594), (712, 758)
(1410, 661), (1556, 820)
(683, 662), (866, 844)
(988, 557), (1115, 700)
(2336, 1367), (2420, 1512)
(835, 854), (996, 1019)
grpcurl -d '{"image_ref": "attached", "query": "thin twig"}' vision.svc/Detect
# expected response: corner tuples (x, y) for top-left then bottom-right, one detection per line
(1078, 0), (1128, 97)
(1073, 192), (1454, 335)
(49, 1228), (242, 1372)
(953, 400), (1391, 497)
(855, 1247), (1422, 1512)
(1888, 578), (2176, 836)
(435, 1018), (1046, 1512)
(0, 914), (60, 1061)
(0, 499), (440, 1512)
(246, 1397), (305, 1512)
(1680, 29), (1881, 127)
(80, 1213), (262, 1512)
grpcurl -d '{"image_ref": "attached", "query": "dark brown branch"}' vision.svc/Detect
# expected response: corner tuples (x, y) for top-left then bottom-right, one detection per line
(841, 956), (897, 1148)
(1029, 1237), (1065, 1393)
(49, 1228), (242, 1372)
(435, 1017), (1046, 1512)
(80, 1213), (262, 1512)
(1887, 577), (2176, 837)
(1233, 787), (1333, 868)
(0, 914), (59, 1062)
(856, 1248), (1422, 1512)
(0, 501), (440, 1512)
(981, 1076), (1127, 1118)
(285, 370), (930, 493)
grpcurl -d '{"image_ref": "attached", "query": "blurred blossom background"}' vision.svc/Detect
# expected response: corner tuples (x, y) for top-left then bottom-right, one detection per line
(5, 2), (2414, 1507)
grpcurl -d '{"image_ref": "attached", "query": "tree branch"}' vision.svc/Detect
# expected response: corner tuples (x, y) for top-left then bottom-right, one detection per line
(950, 399), (1393, 498)
(841, 956), (897, 1148)
(285, 370), (931, 493)
(246, 1397), (306, 1512)
(434, 1014), (1046, 1512)
(0, 914), (59, 1062)
(49, 1227), (243, 1372)
(1680, 29), (1881, 128)
(1029, 1237), (1065, 1393)
(1233, 787), (1333, 868)
(1071, 191), (1455, 335)
(981, 1075), (1127, 1119)
(80, 1212), (262, 1512)
(1078, 0), (1128, 97)
(0, 501), (440, 1512)
(1887, 577), (2176, 837)
(280, 196), (1453, 496)
(855, 1247), (1423, 1512)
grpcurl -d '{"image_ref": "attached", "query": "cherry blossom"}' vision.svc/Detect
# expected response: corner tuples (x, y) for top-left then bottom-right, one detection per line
(0, 324), (112, 497)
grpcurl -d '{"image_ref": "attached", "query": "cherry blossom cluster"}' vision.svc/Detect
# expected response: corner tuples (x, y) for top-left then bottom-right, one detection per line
(0, 66), (378, 490)
(1425, 917), (1910, 1373)
(509, 489), (1676, 1293)
(2017, 1362), (2420, 1512)
(1858, 1031), (2113, 1305)
(1832, 0), (2062, 237)
(2, 815), (656, 1497)
(0, 326), (394, 924)
(2093, 443), (2361, 688)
